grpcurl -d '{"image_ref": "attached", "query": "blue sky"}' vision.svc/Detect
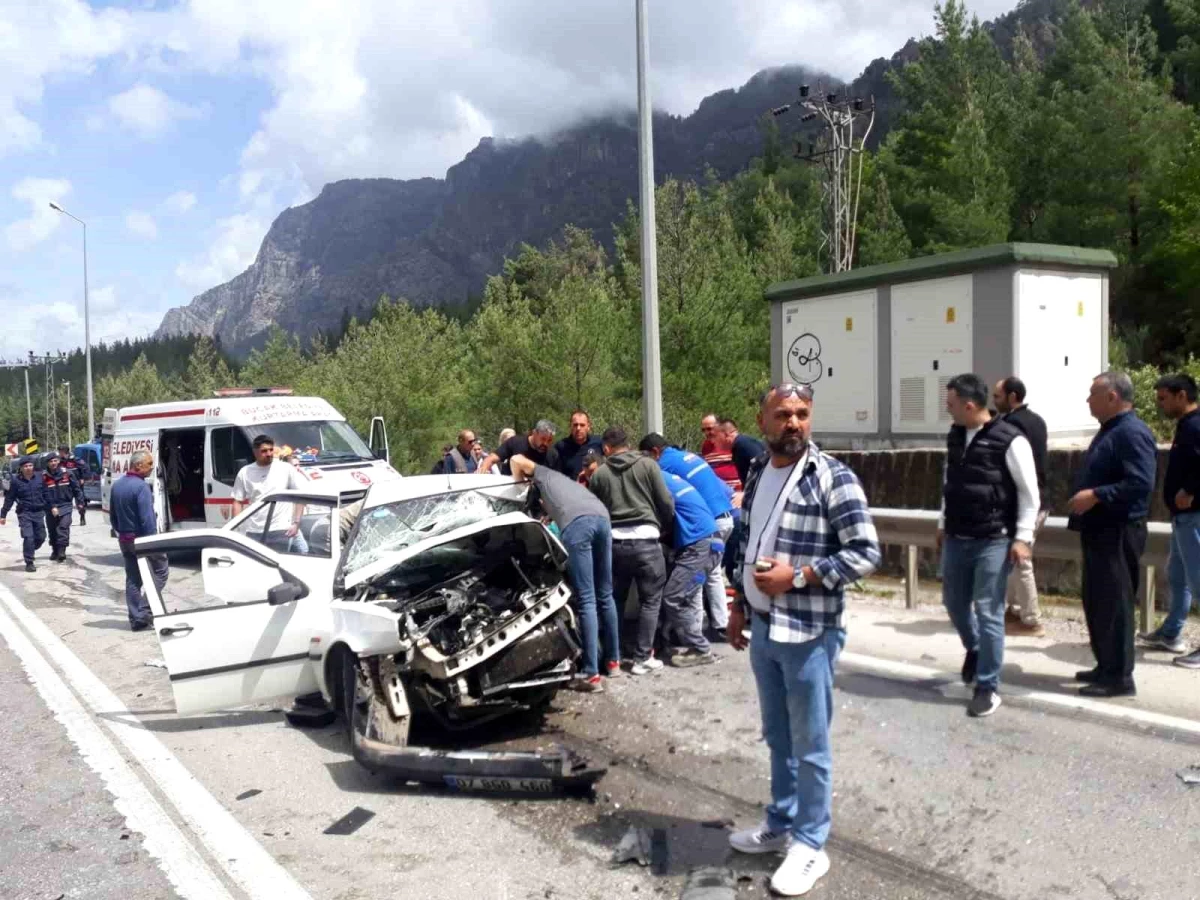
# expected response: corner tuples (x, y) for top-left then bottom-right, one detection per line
(0, 0), (1017, 362)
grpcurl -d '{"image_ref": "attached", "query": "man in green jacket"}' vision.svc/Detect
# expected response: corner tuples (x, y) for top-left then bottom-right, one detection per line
(586, 427), (675, 675)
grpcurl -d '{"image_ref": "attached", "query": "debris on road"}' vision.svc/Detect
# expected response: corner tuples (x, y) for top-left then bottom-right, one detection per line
(679, 867), (736, 900)
(1178, 765), (1200, 786)
(143, 658), (166, 669)
(612, 826), (653, 866)
(236, 789), (262, 800)
(323, 806), (376, 835)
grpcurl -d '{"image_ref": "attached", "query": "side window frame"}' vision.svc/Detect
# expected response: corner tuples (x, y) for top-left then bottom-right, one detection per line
(211, 426), (252, 486)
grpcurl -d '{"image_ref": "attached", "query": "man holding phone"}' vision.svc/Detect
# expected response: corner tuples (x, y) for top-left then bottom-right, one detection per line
(726, 383), (880, 897)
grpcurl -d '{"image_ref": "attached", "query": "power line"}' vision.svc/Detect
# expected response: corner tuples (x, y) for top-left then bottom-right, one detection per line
(773, 83), (876, 274)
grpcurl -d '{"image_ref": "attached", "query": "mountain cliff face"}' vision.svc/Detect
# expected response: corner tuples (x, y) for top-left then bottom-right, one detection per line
(157, 3), (1044, 356)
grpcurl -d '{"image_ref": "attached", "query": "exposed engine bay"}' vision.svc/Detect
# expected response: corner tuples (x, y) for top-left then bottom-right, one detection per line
(345, 519), (580, 733)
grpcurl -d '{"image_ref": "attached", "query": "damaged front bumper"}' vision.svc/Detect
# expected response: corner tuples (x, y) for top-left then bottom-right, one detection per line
(351, 730), (606, 794)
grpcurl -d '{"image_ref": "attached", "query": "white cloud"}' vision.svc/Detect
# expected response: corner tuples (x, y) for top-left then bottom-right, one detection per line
(124, 210), (158, 240)
(4, 177), (72, 252)
(163, 190), (196, 214)
(106, 83), (206, 139)
(91, 284), (118, 313)
(174, 211), (269, 292)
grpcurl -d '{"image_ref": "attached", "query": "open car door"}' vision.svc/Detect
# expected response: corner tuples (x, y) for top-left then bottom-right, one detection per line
(368, 416), (389, 465)
(131, 528), (331, 716)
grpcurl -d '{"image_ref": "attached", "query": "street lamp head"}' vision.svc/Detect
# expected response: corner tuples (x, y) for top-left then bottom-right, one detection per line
(48, 202), (63, 212)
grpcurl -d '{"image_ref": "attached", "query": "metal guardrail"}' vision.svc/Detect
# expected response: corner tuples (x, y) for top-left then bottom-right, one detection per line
(870, 508), (1172, 632)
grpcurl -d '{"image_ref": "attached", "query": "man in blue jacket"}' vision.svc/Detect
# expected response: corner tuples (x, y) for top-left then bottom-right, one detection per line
(1067, 372), (1157, 697)
(110, 449), (169, 631)
(640, 433), (735, 637)
(1, 457), (48, 571)
(42, 454), (85, 562)
(657, 469), (720, 667)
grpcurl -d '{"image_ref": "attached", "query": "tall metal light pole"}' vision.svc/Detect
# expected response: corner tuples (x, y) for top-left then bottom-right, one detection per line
(24, 367), (32, 437)
(48, 202), (94, 441)
(636, 0), (663, 435)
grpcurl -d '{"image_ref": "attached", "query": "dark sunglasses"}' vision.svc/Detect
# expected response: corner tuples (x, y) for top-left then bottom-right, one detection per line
(761, 382), (814, 403)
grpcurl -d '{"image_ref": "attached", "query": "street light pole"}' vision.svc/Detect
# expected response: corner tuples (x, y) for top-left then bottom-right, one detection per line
(24, 367), (32, 438)
(48, 202), (94, 441)
(636, 0), (663, 435)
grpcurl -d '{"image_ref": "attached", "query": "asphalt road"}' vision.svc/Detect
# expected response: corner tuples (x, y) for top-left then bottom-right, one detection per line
(0, 518), (1198, 900)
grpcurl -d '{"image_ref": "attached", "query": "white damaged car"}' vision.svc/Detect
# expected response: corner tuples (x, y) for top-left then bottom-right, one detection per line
(131, 475), (604, 792)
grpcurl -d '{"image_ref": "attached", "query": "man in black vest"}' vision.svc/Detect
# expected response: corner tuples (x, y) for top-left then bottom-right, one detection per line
(938, 373), (1040, 718)
(993, 376), (1049, 637)
(442, 429), (478, 474)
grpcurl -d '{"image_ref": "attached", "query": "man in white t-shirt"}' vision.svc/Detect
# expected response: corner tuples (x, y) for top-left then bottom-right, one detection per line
(232, 434), (301, 547)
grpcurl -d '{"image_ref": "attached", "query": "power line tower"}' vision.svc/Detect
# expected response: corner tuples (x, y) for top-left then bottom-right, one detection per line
(772, 83), (876, 274)
(38, 352), (67, 447)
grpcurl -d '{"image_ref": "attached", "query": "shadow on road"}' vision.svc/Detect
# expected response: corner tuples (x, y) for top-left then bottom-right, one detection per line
(837, 670), (965, 708)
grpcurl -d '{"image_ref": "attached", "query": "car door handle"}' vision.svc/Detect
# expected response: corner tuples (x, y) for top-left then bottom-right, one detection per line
(159, 623), (193, 636)
(208, 556), (235, 567)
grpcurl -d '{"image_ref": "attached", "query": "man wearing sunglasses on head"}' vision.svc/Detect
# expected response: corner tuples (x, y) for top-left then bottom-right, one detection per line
(726, 383), (880, 897)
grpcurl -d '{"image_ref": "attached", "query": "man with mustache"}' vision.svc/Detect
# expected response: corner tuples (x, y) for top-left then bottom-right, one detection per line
(726, 383), (880, 897)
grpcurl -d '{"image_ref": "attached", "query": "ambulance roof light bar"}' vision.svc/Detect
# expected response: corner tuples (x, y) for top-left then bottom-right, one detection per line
(212, 387), (295, 397)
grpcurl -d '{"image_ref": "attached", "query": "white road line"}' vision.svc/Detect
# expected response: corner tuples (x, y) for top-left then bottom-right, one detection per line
(0, 583), (315, 900)
(840, 651), (1200, 737)
(0, 596), (235, 900)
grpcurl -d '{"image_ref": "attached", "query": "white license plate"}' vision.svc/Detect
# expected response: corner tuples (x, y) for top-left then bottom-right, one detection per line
(443, 776), (555, 793)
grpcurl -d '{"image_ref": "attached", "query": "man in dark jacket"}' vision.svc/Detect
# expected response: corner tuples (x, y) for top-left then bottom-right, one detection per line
(939, 374), (1040, 718)
(110, 449), (168, 631)
(994, 376), (1049, 636)
(554, 409), (604, 479)
(57, 445), (86, 524)
(1143, 373), (1200, 669)
(1067, 371), (1157, 696)
(1, 458), (48, 571)
(42, 454), (85, 562)
(442, 430), (478, 474)
(586, 426), (675, 674)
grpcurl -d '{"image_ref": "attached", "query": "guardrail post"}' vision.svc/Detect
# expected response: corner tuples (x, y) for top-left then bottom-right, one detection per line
(1139, 564), (1155, 635)
(904, 544), (919, 610)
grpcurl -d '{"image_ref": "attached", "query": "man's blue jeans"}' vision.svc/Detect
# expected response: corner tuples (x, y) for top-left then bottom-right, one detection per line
(120, 540), (168, 627)
(1164, 512), (1200, 640)
(941, 536), (1011, 691)
(749, 614), (844, 851)
(561, 515), (620, 676)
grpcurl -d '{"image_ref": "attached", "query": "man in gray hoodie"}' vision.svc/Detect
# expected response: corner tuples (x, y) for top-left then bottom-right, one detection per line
(586, 427), (675, 674)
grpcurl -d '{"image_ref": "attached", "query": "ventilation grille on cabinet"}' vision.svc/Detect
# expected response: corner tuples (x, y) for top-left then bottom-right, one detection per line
(899, 377), (926, 423)
(937, 375), (954, 421)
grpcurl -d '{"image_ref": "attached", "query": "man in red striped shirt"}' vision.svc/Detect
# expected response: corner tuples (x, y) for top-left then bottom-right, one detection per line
(702, 413), (741, 492)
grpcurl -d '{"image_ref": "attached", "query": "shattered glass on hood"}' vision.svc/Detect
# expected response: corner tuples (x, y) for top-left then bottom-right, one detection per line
(344, 488), (526, 576)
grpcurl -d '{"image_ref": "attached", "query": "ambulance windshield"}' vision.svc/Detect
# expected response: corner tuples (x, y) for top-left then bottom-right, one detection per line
(246, 420), (373, 464)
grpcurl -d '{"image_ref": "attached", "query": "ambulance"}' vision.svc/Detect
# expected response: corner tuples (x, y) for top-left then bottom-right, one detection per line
(100, 388), (398, 531)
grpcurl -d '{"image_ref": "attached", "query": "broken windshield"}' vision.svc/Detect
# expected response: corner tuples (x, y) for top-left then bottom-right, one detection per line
(344, 489), (526, 574)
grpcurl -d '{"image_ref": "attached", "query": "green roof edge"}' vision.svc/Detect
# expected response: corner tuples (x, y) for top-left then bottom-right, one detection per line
(765, 243), (1119, 303)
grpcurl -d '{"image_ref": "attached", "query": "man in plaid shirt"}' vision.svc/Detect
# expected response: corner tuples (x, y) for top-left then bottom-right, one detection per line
(726, 383), (880, 897)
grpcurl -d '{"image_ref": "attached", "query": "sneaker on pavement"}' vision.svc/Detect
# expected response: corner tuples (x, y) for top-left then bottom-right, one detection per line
(1005, 620), (1045, 638)
(961, 649), (979, 685)
(628, 657), (665, 676)
(1174, 648), (1200, 669)
(670, 649), (716, 668)
(24, 562), (35, 573)
(570, 674), (604, 693)
(1140, 631), (1188, 653)
(728, 822), (789, 855)
(604, 660), (622, 678)
(967, 687), (1001, 718)
(770, 843), (831, 896)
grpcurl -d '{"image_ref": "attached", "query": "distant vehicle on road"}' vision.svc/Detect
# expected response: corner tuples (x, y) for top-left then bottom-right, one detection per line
(73, 442), (102, 505)
(100, 387), (397, 533)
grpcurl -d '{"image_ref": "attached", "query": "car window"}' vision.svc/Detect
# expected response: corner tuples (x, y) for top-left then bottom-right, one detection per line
(211, 427), (253, 486)
(233, 499), (335, 558)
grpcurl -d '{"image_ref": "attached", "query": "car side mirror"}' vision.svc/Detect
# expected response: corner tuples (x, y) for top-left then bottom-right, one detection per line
(374, 449), (387, 461)
(268, 582), (305, 606)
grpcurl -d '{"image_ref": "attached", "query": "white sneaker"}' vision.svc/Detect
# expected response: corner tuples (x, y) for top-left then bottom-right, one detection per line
(728, 821), (789, 855)
(628, 656), (665, 676)
(770, 842), (830, 896)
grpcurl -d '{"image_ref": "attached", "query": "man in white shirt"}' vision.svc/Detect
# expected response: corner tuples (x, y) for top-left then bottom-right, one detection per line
(232, 434), (301, 549)
(937, 374), (1040, 718)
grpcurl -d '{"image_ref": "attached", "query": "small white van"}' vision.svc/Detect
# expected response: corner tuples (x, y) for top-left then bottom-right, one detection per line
(100, 388), (399, 531)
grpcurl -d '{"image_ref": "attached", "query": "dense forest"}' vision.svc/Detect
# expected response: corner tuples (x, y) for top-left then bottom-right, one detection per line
(6, 0), (1200, 468)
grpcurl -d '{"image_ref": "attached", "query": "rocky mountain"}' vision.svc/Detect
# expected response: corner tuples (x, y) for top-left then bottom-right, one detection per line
(157, 2), (1045, 356)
